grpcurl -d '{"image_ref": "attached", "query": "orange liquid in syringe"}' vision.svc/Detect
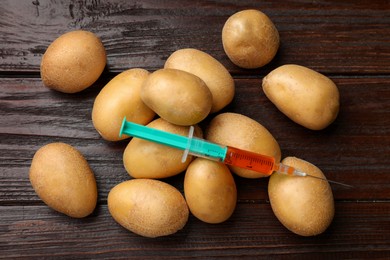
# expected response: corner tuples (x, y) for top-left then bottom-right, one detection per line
(222, 146), (276, 176)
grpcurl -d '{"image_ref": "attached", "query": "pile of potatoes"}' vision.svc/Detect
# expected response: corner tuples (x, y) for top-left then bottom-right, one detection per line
(30, 9), (340, 238)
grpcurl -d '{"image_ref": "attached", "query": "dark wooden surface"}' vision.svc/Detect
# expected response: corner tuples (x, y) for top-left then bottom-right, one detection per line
(1, 0), (389, 258)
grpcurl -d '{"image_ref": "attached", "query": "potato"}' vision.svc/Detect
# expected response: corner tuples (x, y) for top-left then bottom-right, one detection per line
(29, 142), (97, 218)
(92, 68), (155, 141)
(184, 158), (237, 224)
(222, 9), (279, 69)
(140, 68), (213, 126)
(123, 118), (203, 179)
(268, 157), (335, 236)
(41, 30), (106, 93)
(107, 179), (189, 238)
(206, 112), (281, 178)
(164, 48), (235, 113)
(262, 64), (340, 130)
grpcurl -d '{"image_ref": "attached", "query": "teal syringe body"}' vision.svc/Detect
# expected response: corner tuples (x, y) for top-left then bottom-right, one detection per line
(120, 117), (227, 162)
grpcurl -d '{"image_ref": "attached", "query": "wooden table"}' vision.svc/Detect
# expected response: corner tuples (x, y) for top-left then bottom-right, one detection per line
(1, 1), (389, 258)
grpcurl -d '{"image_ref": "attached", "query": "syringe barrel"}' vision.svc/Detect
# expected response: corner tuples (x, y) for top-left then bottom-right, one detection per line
(223, 146), (275, 175)
(186, 137), (227, 162)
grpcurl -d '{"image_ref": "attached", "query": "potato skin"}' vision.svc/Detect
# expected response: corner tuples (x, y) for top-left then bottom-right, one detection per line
(92, 68), (155, 141)
(40, 30), (106, 93)
(29, 143), (97, 218)
(206, 112), (281, 178)
(164, 48), (235, 113)
(140, 68), (213, 126)
(184, 158), (237, 224)
(262, 64), (340, 130)
(107, 179), (189, 238)
(268, 157), (335, 236)
(222, 9), (279, 69)
(123, 118), (203, 179)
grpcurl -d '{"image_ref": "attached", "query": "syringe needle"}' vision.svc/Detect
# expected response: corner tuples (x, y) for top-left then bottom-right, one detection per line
(305, 174), (354, 188)
(275, 163), (353, 188)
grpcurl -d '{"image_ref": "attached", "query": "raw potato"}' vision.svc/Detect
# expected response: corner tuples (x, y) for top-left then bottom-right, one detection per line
(41, 30), (106, 93)
(262, 64), (340, 130)
(29, 143), (97, 218)
(206, 112), (281, 178)
(123, 118), (203, 179)
(92, 68), (155, 141)
(107, 179), (189, 238)
(222, 9), (279, 69)
(140, 68), (213, 126)
(164, 48), (235, 113)
(268, 157), (335, 236)
(184, 158), (237, 224)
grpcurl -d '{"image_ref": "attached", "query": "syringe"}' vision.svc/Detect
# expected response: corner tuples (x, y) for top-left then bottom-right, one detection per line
(119, 117), (352, 186)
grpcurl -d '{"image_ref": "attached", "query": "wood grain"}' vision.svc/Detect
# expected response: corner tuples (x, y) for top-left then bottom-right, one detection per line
(0, 0), (389, 74)
(1, 203), (389, 259)
(1, 0), (389, 258)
